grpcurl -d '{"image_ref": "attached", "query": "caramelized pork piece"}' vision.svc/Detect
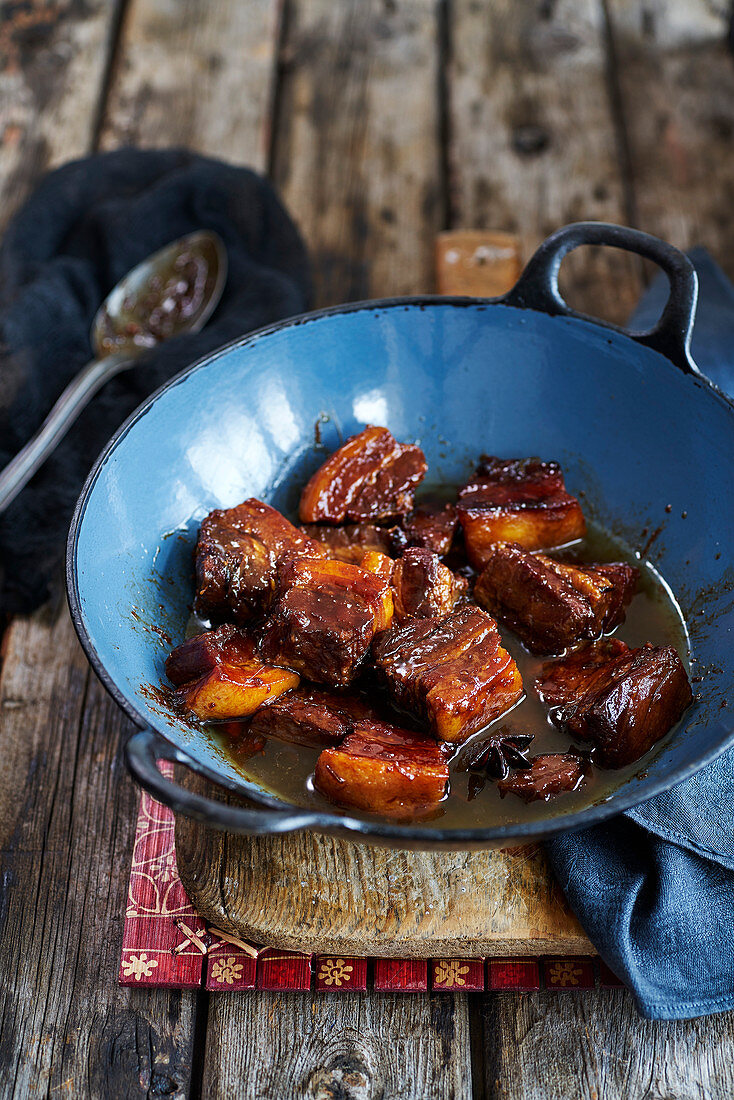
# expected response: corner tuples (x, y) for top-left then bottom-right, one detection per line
(392, 547), (467, 620)
(279, 556), (394, 631)
(402, 502), (458, 556)
(474, 542), (638, 654)
(457, 456), (586, 566)
(259, 557), (393, 686)
(195, 498), (323, 623)
(248, 686), (375, 748)
(498, 753), (589, 803)
(299, 425), (427, 523)
(537, 640), (692, 768)
(314, 720), (450, 816)
(373, 606), (523, 743)
(165, 625), (299, 719)
(359, 549), (396, 585)
(301, 522), (405, 564)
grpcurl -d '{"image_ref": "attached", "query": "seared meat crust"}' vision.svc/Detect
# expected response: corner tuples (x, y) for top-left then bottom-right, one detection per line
(392, 547), (467, 620)
(195, 498), (323, 623)
(457, 456), (586, 566)
(259, 556), (393, 686)
(248, 686), (375, 748)
(474, 541), (638, 653)
(299, 425), (427, 523)
(498, 753), (589, 802)
(314, 719), (450, 816)
(402, 502), (458, 556)
(373, 606), (523, 743)
(537, 640), (692, 767)
(301, 522), (405, 564)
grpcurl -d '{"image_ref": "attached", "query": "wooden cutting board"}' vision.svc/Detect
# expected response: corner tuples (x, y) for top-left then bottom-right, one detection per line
(173, 232), (594, 959)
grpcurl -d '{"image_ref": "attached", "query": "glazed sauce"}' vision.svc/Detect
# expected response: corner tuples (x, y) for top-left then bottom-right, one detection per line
(209, 519), (689, 830)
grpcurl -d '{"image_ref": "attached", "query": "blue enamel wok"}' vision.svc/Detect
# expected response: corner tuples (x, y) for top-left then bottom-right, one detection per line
(66, 223), (734, 849)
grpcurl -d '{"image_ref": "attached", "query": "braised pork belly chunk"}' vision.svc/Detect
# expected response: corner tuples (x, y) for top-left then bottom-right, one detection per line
(457, 456), (586, 567)
(301, 521), (405, 564)
(498, 753), (589, 803)
(248, 686), (375, 748)
(474, 541), (638, 654)
(392, 547), (467, 620)
(195, 498), (323, 623)
(537, 640), (692, 768)
(402, 501), (458, 556)
(373, 606), (523, 743)
(258, 556), (393, 687)
(165, 624), (299, 719)
(299, 425), (427, 523)
(314, 720), (450, 816)
(163, 428), (692, 821)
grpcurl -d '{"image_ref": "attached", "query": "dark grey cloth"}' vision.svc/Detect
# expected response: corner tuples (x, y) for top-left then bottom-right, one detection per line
(0, 148), (311, 613)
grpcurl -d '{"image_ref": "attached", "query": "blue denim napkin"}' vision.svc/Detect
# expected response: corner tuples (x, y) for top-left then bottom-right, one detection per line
(547, 250), (734, 1020)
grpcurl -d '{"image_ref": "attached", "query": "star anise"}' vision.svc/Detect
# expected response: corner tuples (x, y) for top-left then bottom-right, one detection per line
(465, 732), (535, 781)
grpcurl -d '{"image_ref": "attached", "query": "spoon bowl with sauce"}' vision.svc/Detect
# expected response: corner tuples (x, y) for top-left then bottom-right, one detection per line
(0, 230), (227, 513)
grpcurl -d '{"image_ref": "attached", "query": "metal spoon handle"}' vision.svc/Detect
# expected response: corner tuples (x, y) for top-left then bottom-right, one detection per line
(0, 353), (133, 514)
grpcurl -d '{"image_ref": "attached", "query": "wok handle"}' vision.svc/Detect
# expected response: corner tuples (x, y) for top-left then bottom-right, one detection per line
(503, 221), (700, 375)
(125, 727), (322, 836)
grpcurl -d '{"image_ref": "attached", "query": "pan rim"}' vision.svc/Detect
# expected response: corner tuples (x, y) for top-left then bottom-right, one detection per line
(66, 294), (734, 845)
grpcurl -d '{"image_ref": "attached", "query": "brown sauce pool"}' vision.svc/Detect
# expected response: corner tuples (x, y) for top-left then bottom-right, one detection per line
(207, 520), (690, 830)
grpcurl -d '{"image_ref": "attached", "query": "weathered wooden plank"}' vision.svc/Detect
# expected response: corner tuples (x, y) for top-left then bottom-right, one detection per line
(202, 989), (473, 1100)
(175, 813), (592, 958)
(606, 0), (734, 275)
(0, 606), (197, 1098)
(99, 0), (283, 171)
(272, 0), (443, 304)
(481, 989), (734, 1100)
(0, 0), (124, 231)
(447, 0), (640, 323)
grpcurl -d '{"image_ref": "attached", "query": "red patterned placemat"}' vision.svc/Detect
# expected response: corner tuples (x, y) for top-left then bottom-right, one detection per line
(120, 770), (623, 993)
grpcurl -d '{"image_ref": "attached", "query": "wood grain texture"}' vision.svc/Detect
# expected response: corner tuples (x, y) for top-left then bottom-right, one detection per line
(201, 989), (473, 1100)
(606, 0), (734, 276)
(99, 0), (282, 170)
(0, 606), (197, 1098)
(481, 988), (734, 1100)
(447, 0), (641, 324)
(174, 790), (591, 957)
(272, 0), (443, 304)
(0, 0), (123, 231)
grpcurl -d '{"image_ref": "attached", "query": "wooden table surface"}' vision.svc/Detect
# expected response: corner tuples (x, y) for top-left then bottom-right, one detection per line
(2, 1), (734, 1096)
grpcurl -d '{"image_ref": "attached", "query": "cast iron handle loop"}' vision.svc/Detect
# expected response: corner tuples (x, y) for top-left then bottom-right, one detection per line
(125, 727), (322, 836)
(503, 221), (700, 375)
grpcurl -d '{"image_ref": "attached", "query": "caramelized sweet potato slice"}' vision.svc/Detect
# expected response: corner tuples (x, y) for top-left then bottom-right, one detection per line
(498, 753), (589, 802)
(457, 456), (586, 566)
(299, 425), (427, 523)
(474, 542), (638, 653)
(301, 522), (405, 563)
(314, 720), (449, 816)
(195, 498), (323, 623)
(166, 625), (299, 719)
(537, 640), (692, 768)
(373, 606), (523, 743)
(392, 547), (467, 620)
(248, 686), (375, 748)
(402, 502), (458, 556)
